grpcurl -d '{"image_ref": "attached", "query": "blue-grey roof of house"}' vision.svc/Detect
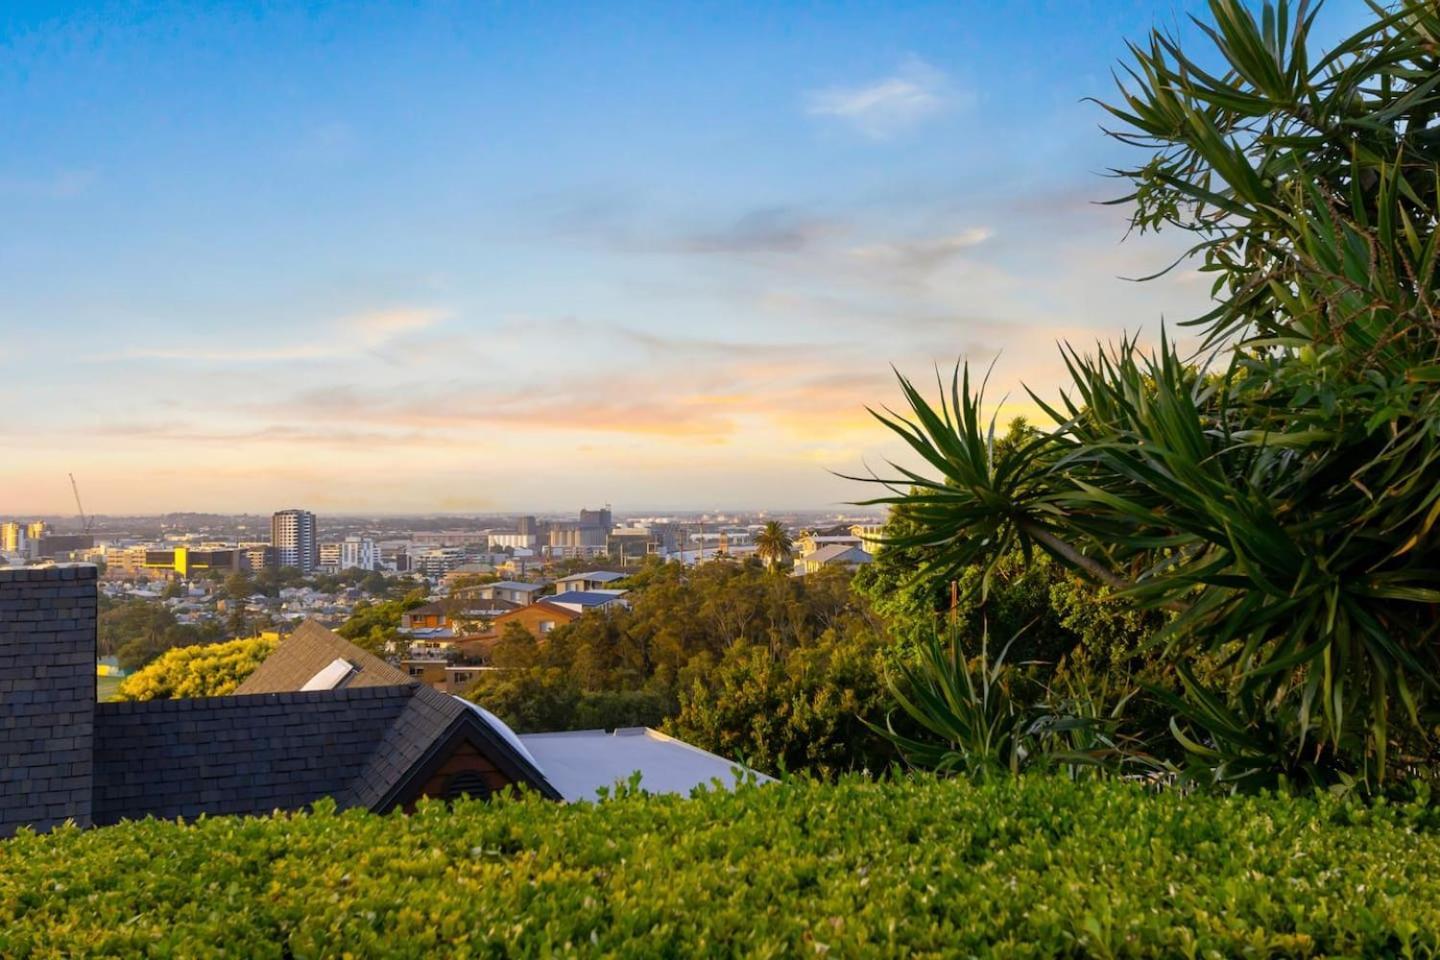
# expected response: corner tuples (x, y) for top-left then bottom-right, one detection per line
(803, 544), (873, 566)
(559, 571), (628, 583)
(486, 581), (547, 591)
(548, 590), (627, 607)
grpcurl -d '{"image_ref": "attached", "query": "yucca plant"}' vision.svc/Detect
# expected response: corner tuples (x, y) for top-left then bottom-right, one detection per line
(860, 0), (1440, 790)
(874, 627), (1031, 781)
(873, 625), (1147, 782)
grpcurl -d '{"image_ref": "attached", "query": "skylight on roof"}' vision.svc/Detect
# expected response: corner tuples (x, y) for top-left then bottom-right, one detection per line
(300, 657), (358, 691)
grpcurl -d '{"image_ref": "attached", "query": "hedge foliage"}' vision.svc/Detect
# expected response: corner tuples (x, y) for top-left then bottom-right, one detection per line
(114, 635), (278, 702)
(4, 777), (1440, 957)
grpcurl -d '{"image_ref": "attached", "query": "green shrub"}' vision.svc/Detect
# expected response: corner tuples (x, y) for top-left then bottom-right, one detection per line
(4, 778), (1440, 957)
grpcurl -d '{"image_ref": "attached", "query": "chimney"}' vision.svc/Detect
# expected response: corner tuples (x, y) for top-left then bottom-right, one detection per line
(0, 565), (97, 837)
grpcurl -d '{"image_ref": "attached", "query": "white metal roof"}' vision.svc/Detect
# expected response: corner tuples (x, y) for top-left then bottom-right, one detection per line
(517, 727), (772, 802)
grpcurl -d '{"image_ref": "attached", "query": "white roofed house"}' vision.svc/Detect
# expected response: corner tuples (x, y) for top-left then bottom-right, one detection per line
(796, 543), (873, 576)
(471, 580), (550, 606)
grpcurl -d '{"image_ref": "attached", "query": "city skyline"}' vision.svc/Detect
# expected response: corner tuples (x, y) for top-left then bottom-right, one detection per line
(0, 1), (1367, 513)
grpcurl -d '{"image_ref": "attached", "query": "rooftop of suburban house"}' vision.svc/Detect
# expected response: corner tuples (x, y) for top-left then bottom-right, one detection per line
(0, 566), (765, 839)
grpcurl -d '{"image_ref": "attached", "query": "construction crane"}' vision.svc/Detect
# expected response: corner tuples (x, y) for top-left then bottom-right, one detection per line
(68, 473), (94, 533)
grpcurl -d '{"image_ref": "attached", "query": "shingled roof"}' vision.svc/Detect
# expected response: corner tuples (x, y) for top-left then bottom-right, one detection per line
(348, 687), (560, 808)
(93, 686), (416, 824)
(234, 619), (411, 694)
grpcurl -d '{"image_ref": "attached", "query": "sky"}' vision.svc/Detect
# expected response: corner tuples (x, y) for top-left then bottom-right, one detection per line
(0, 0), (1368, 515)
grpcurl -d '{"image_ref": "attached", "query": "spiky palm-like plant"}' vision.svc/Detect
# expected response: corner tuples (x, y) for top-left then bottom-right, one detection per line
(860, 0), (1440, 790)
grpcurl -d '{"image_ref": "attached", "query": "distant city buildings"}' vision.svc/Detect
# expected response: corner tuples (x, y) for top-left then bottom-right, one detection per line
(544, 506), (613, 559)
(340, 536), (379, 571)
(608, 522), (680, 564)
(0, 522), (26, 555)
(487, 532), (537, 551)
(271, 509), (318, 574)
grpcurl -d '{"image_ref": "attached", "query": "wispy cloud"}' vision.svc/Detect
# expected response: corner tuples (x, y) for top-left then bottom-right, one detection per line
(848, 227), (993, 273)
(805, 57), (958, 139)
(124, 307), (448, 363)
(344, 308), (449, 347)
(677, 208), (840, 254)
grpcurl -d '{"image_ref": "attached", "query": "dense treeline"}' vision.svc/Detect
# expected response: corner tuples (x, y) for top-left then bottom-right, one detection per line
(466, 560), (900, 775)
(98, 598), (225, 672)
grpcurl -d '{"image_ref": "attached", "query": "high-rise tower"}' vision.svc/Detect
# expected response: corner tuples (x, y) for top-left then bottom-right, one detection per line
(270, 509), (318, 574)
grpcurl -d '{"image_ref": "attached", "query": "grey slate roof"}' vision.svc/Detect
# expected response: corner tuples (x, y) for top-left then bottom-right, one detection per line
(92, 686), (416, 824)
(346, 684), (471, 809)
(234, 619), (412, 695)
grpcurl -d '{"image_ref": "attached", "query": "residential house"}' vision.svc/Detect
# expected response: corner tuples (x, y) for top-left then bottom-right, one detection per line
(544, 590), (629, 614)
(483, 599), (581, 641)
(554, 570), (628, 593)
(401, 597), (523, 639)
(850, 524), (886, 555)
(471, 580), (550, 606)
(797, 543), (874, 575)
(795, 533), (865, 557)
(0, 567), (766, 839)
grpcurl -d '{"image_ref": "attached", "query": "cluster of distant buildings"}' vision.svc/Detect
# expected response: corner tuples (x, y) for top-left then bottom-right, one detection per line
(2, 509), (885, 582)
(0, 520), (96, 564)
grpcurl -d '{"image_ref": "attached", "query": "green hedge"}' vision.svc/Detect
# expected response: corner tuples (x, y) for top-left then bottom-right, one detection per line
(3, 777), (1439, 957)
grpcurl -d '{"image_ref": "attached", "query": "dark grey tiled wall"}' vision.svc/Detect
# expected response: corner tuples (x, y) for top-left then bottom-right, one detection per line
(0, 566), (97, 837)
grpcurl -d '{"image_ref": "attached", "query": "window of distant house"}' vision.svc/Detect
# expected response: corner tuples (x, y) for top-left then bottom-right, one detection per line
(540, 621), (554, 633)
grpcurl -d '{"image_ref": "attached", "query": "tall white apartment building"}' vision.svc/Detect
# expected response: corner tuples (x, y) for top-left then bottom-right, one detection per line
(340, 536), (379, 571)
(270, 509), (318, 574)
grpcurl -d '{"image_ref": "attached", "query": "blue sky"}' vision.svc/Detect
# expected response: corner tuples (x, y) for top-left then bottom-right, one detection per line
(0, 1), (1368, 514)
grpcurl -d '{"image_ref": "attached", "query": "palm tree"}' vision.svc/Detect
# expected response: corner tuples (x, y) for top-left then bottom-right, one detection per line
(754, 521), (794, 572)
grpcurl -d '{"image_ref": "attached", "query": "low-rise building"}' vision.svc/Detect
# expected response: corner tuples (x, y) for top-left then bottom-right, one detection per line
(471, 580), (550, 606)
(797, 543), (873, 575)
(485, 599), (581, 640)
(554, 570), (628, 593)
(545, 590), (629, 614)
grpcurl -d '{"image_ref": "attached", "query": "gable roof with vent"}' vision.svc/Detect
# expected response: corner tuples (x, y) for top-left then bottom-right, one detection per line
(102, 621), (565, 818)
